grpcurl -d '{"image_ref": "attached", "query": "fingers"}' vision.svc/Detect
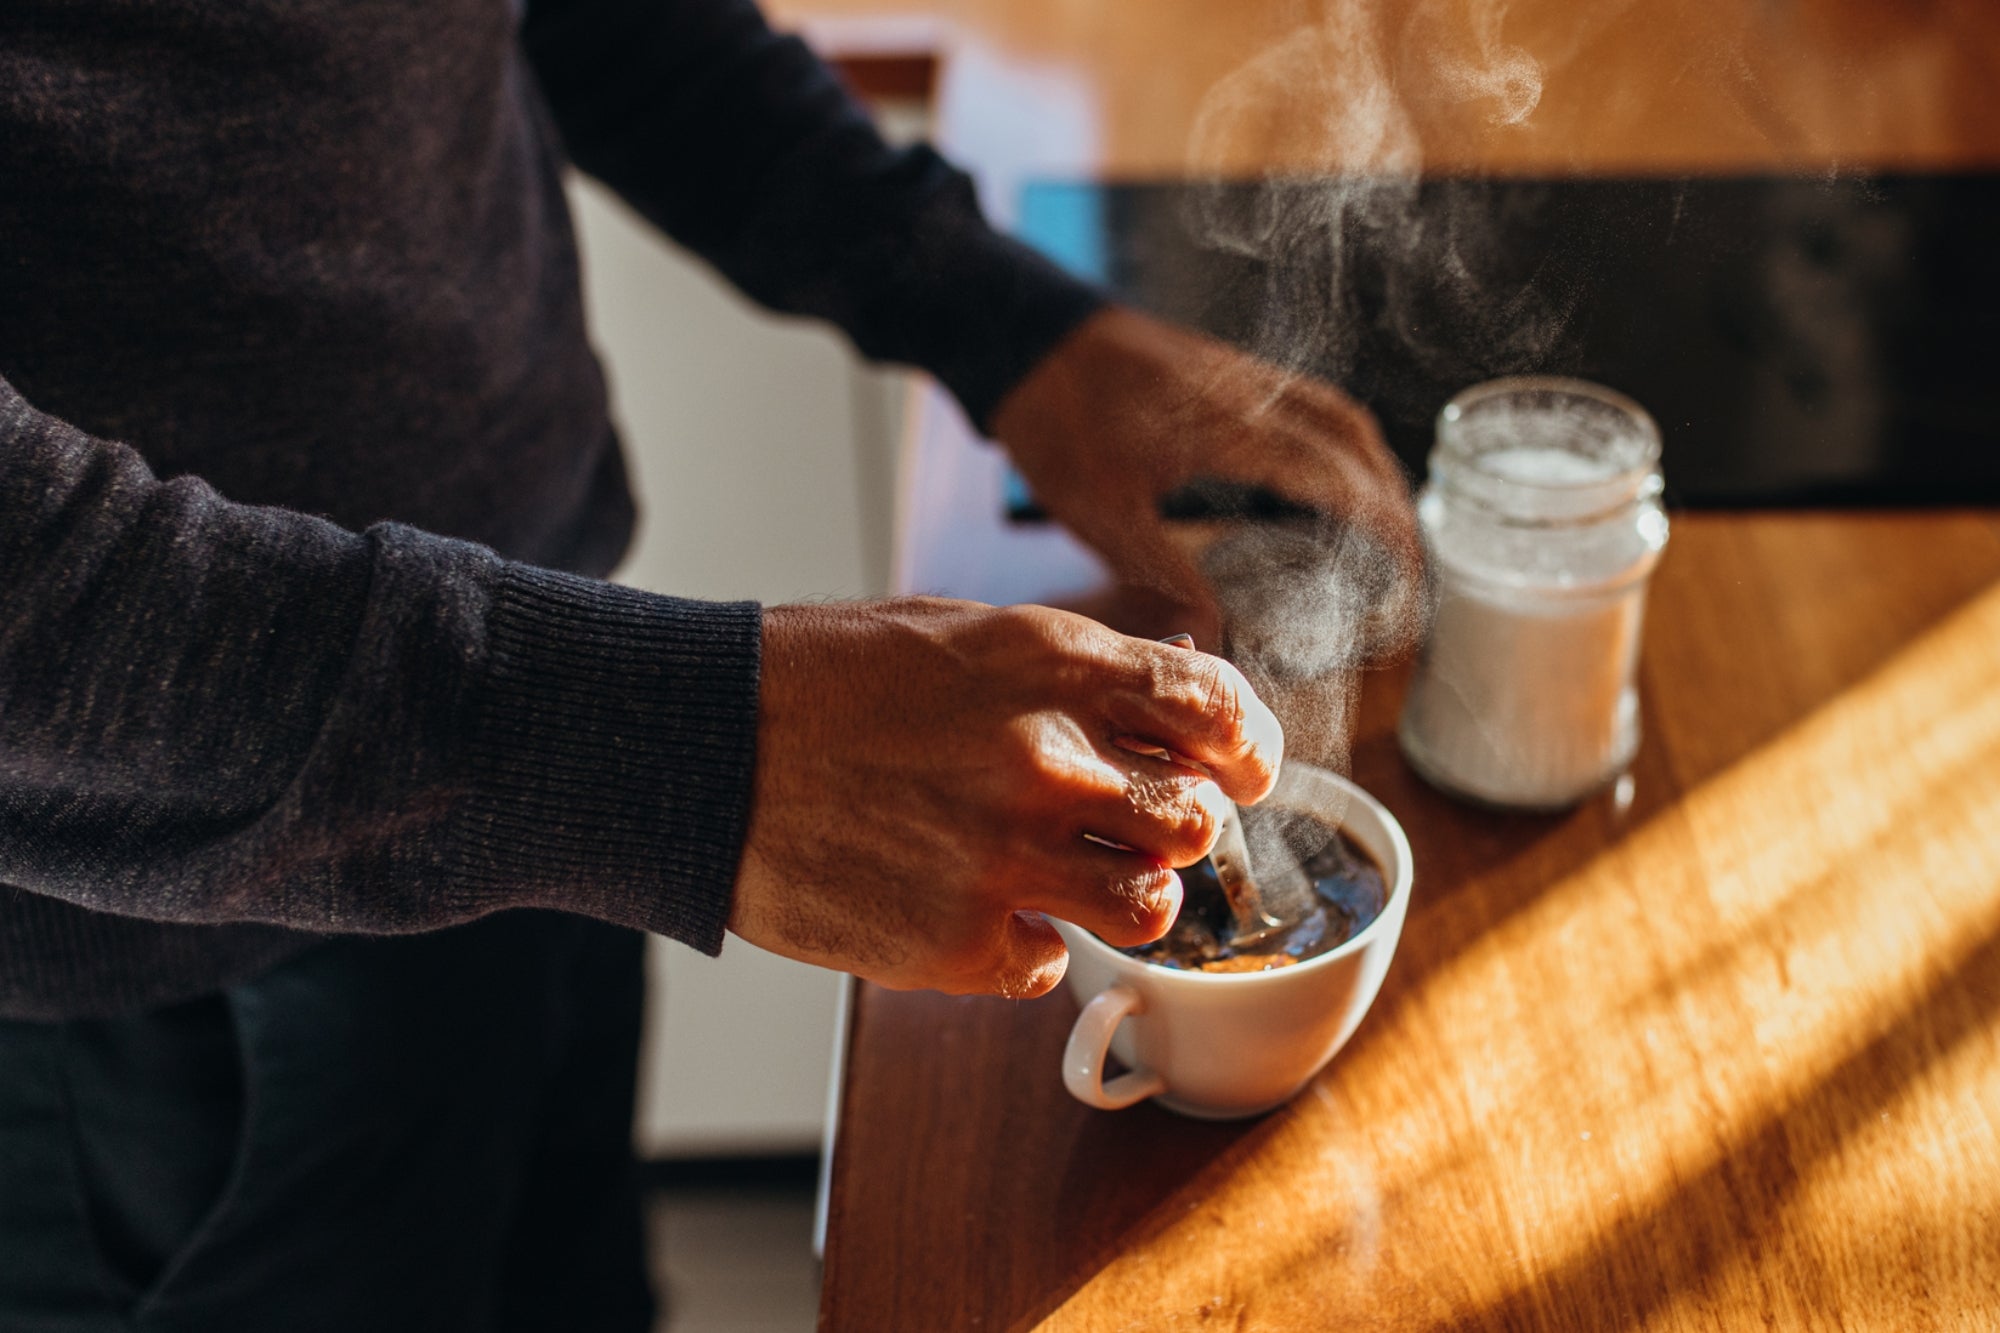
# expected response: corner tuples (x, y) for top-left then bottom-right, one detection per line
(1072, 751), (1228, 868)
(902, 910), (1073, 1000)
(989, 912), (1071, 999)
(1075, 505), (1226, 642)
(931, 834), (1182, 995)
(1212, 393), (1426, 665)
(1192, 367), (1417, 562)
(1248, 394), (1408, 520)
(987, 739), (1220, 950)
(957, 865), (1175, 998)
(1021, 842), (1185, 950)
(1260, 392), (1422, 567)
(1102, 642), (1283, 803)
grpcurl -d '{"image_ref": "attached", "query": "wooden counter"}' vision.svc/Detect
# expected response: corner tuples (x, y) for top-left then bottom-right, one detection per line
(783, 1), (2000, 1324)
(772, 0), (2000, 176)
(818, 511), (2000, 1330)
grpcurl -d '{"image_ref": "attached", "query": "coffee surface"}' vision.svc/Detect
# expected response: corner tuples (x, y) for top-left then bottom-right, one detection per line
(1121, 827), (1387, 973)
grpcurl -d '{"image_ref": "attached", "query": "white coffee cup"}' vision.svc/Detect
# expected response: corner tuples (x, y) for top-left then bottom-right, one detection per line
(1052, 764), (1412, 1119)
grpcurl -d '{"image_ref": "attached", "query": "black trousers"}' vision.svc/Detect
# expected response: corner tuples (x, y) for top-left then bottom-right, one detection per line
(0, 912), (653, 1333)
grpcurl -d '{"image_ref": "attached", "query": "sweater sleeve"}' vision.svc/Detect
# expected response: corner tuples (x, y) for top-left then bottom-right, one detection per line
(0, 377), (758, 955)
(518, 0), (1106, 431)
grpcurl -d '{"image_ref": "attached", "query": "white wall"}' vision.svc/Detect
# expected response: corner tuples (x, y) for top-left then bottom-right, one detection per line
(566, 174), (899, 1157)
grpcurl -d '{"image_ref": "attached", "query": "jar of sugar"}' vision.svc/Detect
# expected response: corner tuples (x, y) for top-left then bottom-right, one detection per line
(1396, 377), (1668, 810)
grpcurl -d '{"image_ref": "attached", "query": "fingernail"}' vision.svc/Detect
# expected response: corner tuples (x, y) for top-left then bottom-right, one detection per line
(1153, 868), (1185, 930)
(1193, 779), (1232, 839)
(1239, 699), (1286, 797)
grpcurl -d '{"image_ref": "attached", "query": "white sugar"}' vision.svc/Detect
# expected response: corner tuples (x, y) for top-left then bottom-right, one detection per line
(1399, 381), (1666, 809)
(1477, 445), (1617, 485)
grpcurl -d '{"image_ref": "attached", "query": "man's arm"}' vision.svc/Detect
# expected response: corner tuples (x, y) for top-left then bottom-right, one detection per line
(0, 375), (761, 950)
(519, 0), (1104, 431)
(3, 376), (1284, 997)
(519, 1), (1421, 645)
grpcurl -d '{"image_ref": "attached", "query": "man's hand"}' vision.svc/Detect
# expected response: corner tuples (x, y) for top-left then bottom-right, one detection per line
(729, 599), (1283, 998)
(990, 306), (1420, 646)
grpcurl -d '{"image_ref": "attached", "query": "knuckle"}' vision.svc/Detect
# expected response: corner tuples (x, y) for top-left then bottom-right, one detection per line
(1131, 887), (1179, 941)
(1004, 602), (1091, 658)
(1167, 790), (1219, 861)
(999, 605), (1123, 692)
(997, 601), (1058, 639)
(983, 917), (1068, 1000)
(1003, 715), (1058, 778)
(1148, 652), (1202, 711)
(992, 954), (1067, 1000)
(1096, 867), (1179, 945)
(1193, 660), (1250, 750)
(1016, 728), (1091, 798)
(1014, 731), (1059, 786)
(1122, 774), (1214, 861)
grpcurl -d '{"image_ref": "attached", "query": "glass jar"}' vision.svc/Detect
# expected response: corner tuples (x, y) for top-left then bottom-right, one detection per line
(1397, 377), (1669, 810)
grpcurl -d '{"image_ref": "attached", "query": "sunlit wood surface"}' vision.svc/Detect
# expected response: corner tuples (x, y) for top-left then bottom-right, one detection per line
(785, 1), (2000, 1324)
(772, 0), (2000, 175)
(818, 512), (2000, 1331)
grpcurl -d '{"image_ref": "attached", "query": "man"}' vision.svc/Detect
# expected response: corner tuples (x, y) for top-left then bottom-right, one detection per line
(0, 0), (1413, 1327)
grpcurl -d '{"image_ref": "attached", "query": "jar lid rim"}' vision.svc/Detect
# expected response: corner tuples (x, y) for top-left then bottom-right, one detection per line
(1437, 376), (1663, 489)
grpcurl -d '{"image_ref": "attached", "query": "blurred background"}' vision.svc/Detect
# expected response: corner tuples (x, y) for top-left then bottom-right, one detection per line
(576, 60), (928, 1333)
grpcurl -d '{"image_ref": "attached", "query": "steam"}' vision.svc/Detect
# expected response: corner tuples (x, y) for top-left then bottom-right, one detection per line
(1403, 0), (1542, 127)
(1182, 0), (1563, 906)
(1205, 519), (1428, 912)
(1184, 7), (1422, 396)
(1181, 0), (1593, 405)
(1172, 0), (1845, 901)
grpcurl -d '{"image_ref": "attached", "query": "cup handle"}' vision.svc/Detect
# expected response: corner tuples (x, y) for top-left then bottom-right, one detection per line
(1063, 984), (1167, 1110)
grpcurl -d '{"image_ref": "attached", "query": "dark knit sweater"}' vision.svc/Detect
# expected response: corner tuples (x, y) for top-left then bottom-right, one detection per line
(0, 0), (1103, 1018)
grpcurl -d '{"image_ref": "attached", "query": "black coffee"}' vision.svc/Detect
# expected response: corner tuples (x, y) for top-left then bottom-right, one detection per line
(1120, 827), (1388, 973)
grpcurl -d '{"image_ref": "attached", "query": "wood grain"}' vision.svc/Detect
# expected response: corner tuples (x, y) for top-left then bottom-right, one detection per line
(819, 513), (2000, 1331)
(772, 0), (2000, 176)
(784, 6), (2000, 1323)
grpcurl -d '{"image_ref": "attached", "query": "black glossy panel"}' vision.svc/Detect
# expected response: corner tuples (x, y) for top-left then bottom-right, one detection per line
(1015, 175), (2000, 509)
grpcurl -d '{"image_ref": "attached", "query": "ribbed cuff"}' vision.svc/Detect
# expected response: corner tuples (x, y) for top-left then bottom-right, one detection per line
(456, 564), (762, 954)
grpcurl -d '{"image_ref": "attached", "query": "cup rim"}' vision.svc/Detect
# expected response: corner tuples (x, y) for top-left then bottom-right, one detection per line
(1054, 766), (1413, 988)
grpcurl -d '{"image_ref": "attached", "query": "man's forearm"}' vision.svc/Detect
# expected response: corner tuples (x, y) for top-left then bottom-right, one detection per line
(520, 0), (1107, 429)
(0, 376), (758, 949)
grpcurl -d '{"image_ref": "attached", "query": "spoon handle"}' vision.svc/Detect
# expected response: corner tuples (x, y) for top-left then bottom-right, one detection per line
(1155, 634), (1280, 935)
